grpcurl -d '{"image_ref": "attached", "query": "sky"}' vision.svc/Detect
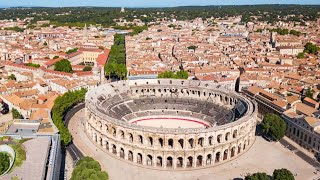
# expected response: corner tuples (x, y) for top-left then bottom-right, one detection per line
(0, 0), (319, 8)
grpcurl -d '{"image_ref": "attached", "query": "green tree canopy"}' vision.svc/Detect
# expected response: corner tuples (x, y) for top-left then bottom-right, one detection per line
(66, 48), (79, 54)
(245, 172), (270, 180)
(54, 59), (73, 73)
(304, 42), (318, 55)
(0, 152), (10, 175)
(158, 70), (188, 79)
(83, 66), (92, 71)
(273, 168), (295, 180)
(261, 113), (286, 141)
(71, 156), (108, 180)
(8, 74), (16, 81)
(12, 108), (22, 119)
(26, 63), (40, 68)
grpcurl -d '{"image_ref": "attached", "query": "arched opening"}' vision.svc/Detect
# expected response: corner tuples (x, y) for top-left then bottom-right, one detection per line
(231, 147), (236, 157)
(137, 153), (143, 164)
(238, 144), (241, 154)
(167, 157), (173, 168)
(157, 156), (163, 167)
(112, 144), (117, 154)
(129, 133), (133, 143)
(187, 156), (193, 168)
(128, 151), (133, 161)
(120, 130), (125, 140)
(178, 139), (184, 149)
(112, 127), (116, 137)
(105, 140), (109, 150)
(233, 130), (237, 138)
(243, 140), (247, 150)
(177, 157), (183, 168)
(148, 137), (153, 146)
(217, 134), (222, 143)
(105, 124), (108, 133)
(208, 136), (213, 146)
(159, 138), (164, 148)
(196, 155), (203, 167)
(188, 138), (194, 148)
(198, 137), (204, 147)
(120, 148), (125, 158)
(223, 149), (228, 160)
(215, 152), (220, 163)
(225, 132), (230, 141)
(168, 139), (174, 148)
(146, 155), (153, 166)
(206, 154), (212, 165)
(94, 133), (97, 142)
(99, 137), (103, 146)
(138, 135), (143, 144)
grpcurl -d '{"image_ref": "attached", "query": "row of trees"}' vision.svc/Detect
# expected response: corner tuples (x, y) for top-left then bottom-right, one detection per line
(269, 28), (301, 36)
(12, 108), (22, 119)
(298, 42), (319, 58)
(104, 34), (127, 80)
(158, 70), (189, 79)
(52, 89), (87, 146)
(245, 168), (294, 180)
(66, 48), (79, 54)
(71, 156), (108, 180)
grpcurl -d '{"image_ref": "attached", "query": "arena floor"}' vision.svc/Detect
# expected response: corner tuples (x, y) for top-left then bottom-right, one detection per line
(69, 109), (318, 180)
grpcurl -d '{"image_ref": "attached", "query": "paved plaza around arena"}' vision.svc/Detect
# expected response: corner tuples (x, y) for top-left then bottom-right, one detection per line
(69, 109), (318, 180)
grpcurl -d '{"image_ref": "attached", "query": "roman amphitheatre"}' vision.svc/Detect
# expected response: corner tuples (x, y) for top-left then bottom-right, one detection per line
(84, 79), (257, 170)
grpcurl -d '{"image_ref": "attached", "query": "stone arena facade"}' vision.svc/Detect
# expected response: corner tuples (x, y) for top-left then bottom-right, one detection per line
(84, 79), (258, 169)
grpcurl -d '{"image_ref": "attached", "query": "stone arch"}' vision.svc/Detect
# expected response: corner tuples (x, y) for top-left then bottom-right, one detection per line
(243, 140), (247, 150)
(177, 157), (183, 168)
(206, 154), (212, 165)
(138, 135), (143, 144)
(208, 136), (213, 146)
(187, 156), (193, 167)
(99, 136), (103, 146)
(198, 137), (204, 147)
(119, 130), (125, 140)
(128, 133), (133, 143)
(225, 132), (230, 141)
(168, 139), (174, 148)
(231, 146), (236, 158)
(148, 137), (153, 146)
(188, 138), (194, 148)
(105, 140), (109, 150)
(120, 148), (125, 158)
(233, 130), (238, 138)
(223, 149), (228, 160)
(128, 150), (133, 161)
(167, 156), (173, 168)
(215, 152), (221, 163)
(137, 153), (143, 164)
(196, 155), (203, 167)
(158, 138), (164, 148)
(217, 134), (222, 143)
(112, 144), (117, 154)
(178, 139), (184, 149)
(112, 127), (116, 137)
(104, 124), (109, 133)
(146, 155), (153, 166)
(238, 143), (242, 154)
(156, 156), (163, 167)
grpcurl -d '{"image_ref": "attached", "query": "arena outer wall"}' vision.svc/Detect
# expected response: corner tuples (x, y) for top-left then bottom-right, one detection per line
(84, 79), (258, 169)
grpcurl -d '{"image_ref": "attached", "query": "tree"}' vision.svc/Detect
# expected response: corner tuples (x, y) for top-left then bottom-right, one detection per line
(54, 59), (73, 73)
(83, 66), (92, 71)
(0, 152), (10, 175)
(26, 63), (40, 68)
(304, 42), (318, 55)
(53, 56), (59, 59)
(245, 172), (270, 180)
(8, 74), (16, 81)
(272, 168), (295, 180)
(158, 70), (188, 79)
(297, 52), (304, 59)
(71, 156), (108, 180)
(66, 48), (79, 54)
(12, 108), (22, 119)
(175, 70), (188, 79)
(305, 88), (314, 99)
(261, 113), (286, 141)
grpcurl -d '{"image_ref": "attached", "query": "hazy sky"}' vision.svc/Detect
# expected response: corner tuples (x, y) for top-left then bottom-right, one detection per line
(1, 0), (319, 7)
